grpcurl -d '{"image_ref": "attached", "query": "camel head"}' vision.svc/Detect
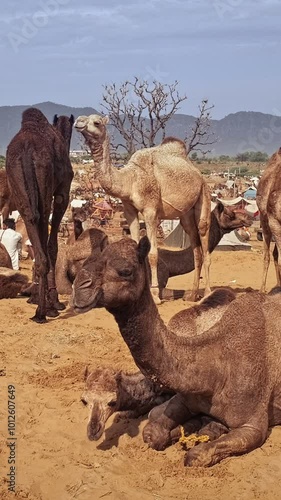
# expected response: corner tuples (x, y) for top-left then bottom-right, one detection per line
(213, 201), (253, 231)
(71, 206), (87, 223)
(81, 367), (119, 440)
(74, 114), (109, 143)
(72, 236), (151, 313)
(53, 114), (75, 147)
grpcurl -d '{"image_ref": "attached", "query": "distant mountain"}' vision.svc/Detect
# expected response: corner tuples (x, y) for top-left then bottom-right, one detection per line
(0, 102), (280, 157)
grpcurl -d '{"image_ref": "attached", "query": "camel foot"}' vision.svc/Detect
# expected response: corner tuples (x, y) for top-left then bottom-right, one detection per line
(142, 421), (170, 451)
(46, 308), (60, 318)
(30, 314), (47, 324)
(53, 301), (66, 311)
(184, 442), (214, 467)
(151, 287), (162, 305)
(183, 291), (199, 302)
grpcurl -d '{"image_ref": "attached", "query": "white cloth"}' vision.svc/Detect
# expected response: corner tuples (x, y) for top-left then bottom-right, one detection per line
(0, 228), (22, 270)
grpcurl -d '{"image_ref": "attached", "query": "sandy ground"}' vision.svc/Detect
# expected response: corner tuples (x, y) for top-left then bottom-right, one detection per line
(1, 237), (281, 500)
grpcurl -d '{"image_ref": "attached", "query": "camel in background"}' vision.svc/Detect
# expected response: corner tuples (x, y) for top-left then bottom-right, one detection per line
(74, 114), (211, 303)
(6, 108), (74, 323)
(256, 148), (281, 291)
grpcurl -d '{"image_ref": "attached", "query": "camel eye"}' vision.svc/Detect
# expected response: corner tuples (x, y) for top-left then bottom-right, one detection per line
(118, 268), (133, 278)
(108, 400), (117, 407)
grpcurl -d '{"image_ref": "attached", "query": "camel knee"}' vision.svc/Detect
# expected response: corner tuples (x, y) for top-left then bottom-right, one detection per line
(198, 218), (209, 237)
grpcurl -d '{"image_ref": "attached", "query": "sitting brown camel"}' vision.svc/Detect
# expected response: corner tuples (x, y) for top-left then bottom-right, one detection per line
(6, 108), (74, 322)
(256, 148), (281, 291)
(73, 237), (281, 467)
(0, 267), (28, 299)
(0, 242), (12, 268)
(57, 201), (251, 298)
(56, 228), (108, 295)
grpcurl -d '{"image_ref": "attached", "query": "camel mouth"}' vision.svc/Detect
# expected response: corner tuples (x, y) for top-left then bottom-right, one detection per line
(74, 123), (86, 132)
(73, 289), (103, 314)
(87, 422), (104, 441)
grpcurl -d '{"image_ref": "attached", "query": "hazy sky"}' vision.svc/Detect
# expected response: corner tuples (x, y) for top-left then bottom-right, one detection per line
(0, 0), (280, 118)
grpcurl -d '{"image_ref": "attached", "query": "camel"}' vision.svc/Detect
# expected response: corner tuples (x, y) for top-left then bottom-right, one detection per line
(67, 206), (88, 245)
(72, 236), (281, 467)
(256, 148), (281, 291)
(0, 242), (12, 268)
(0, 267), (28, 299)
(57, 201), (251, 298)
(82, 366), (228, 444)
(0, 170), (16, 224)
(56, 227), (108, 295)
(74, 114), (211, 303)
(5, 108), (74, 322)
(82, 367), (173, 441)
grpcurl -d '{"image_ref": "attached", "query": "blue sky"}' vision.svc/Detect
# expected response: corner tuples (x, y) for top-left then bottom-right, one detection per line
(0, 0), (280, 118)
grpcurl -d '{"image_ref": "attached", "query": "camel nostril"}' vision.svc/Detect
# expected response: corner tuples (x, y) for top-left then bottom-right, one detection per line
(81, 398), (88, 406)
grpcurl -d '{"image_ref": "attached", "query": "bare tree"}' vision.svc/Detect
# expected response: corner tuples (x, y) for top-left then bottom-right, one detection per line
(185, 99), (217, 155)
(101, 78), (187, 157)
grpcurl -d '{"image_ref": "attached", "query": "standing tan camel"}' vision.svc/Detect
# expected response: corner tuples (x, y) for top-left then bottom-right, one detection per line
(6, 108), (74, 323)
(74, 114), (211, 302)
(256, 148), (281, 291)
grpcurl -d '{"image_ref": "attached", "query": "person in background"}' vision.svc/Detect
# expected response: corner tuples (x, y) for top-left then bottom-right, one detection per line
(0, 218), (22, 270)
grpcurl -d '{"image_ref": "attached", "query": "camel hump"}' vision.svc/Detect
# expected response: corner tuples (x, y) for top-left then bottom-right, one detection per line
(21, 107), (49, 127)
(199, 288), (236, 311)
(161, 136), (186, 147)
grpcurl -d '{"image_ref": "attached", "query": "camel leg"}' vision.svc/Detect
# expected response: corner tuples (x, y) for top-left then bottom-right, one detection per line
(47, 190), (70, 310)
(23, 221), (49, 323)
(260, 214), (272, 292)
(194, 189), (211, 297)
(170, 416), (229, 444)
(268, 215), (281, 287)
(180, 212), (203, 301)
(143, 394), (193, 450)
(184, 420), (267, 467)
(143, 208), (161, 304)
(123, 203), (140, 242)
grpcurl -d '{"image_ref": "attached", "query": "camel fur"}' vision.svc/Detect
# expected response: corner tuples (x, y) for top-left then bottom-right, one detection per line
(256, 147), (281, 291)
(6, 108), (74, 322)
(73, 236), (281, 467)
(0, 243), (12, 268)
(74, 114), (211, 303)
(0, 267), (28, 299)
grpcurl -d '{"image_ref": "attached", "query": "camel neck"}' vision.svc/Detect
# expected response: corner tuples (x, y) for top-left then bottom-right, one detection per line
(208, 211), (223, 253)
(73, 220), (83, 240)
(110, 280), (217, 395)
(85, 133), (131, 198)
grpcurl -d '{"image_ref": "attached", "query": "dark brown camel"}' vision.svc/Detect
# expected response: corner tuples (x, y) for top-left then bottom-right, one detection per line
(0, 267), (28, 299)
(67, 206), (88, 245)
(73, 237), (281, 467)
(57, 201), (251, 297)
(0, 242), (12, 268)
(256, 148), (281, 291)
(6, 108), (74, 322)
(0, 170), (16, 224)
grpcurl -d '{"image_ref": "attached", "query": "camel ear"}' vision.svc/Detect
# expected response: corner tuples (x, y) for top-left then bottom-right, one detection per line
(70, 114), (75, 125)
(101, 234), (109, 251)
(216, 200), (224, 214)
(102, 115), (109, 125)
(53, 114), (58, 126)
(137, 236), (150, 263)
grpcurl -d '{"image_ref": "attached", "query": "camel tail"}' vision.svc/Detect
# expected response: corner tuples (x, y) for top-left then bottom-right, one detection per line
(20, 146), (40, 223)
